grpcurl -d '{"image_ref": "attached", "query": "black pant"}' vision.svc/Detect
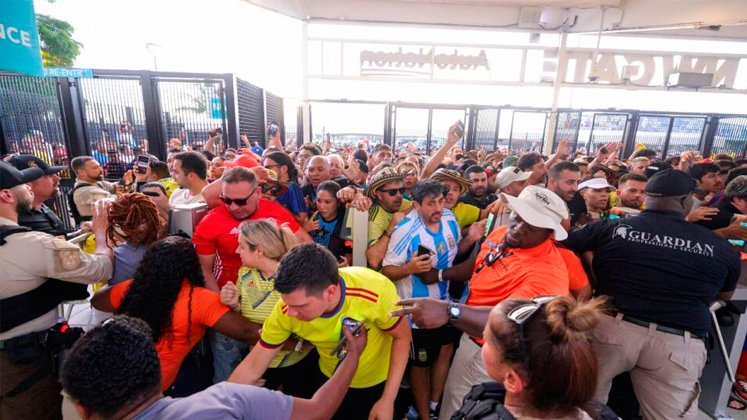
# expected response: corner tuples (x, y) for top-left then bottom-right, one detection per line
(310, 365), (385, 420)
(264, 349), (320, 399)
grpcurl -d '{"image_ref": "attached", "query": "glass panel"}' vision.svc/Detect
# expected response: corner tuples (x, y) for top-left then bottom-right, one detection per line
(394, 108), (430, 154)
(430, 108), (466, 154)
(496, 109), (513, 152)
(554, 111), (580, 152)
(310, 102), (385, 147)
(510, 111), (546, 154)
(634, 116), (670, 156)
(666, 117), (705, 158)
(589, 114), (627, 152)
(474, 108), (499, 152)
(713, 117), (747, 158)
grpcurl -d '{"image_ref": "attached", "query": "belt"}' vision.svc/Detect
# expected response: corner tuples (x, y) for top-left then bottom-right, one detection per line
(616, 313), (703, 340)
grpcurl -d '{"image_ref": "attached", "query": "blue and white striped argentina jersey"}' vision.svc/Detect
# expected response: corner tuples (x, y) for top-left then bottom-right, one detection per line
(383, 209), (461, 301)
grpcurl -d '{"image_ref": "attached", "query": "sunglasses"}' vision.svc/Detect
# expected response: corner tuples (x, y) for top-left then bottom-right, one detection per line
(378, 187), (405, 196)
(259, 183), (281, 195)
(507, 295), (561, 364)
(220, 189), (256, 206)
(475, 242), (513, 273)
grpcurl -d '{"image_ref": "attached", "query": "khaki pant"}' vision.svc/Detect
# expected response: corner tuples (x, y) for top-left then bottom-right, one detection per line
(0, 351), (62, 420)
(439, 333), (492, 419)
(592, 313), (706, 420)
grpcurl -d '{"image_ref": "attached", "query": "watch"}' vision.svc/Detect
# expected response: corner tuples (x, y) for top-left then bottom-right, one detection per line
(447, 302), (461, 322)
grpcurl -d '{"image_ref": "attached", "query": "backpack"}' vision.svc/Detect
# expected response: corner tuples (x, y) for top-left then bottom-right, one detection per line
(67, 183), (95, 226)
(450, 382), (516, 420)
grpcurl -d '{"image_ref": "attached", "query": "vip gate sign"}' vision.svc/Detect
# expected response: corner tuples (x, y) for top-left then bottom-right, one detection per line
(0, 0), (43, 77)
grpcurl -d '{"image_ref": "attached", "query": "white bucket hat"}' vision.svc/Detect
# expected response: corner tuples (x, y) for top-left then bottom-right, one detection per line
(502, 185), (570, 241)
(578, 177), (616, 191)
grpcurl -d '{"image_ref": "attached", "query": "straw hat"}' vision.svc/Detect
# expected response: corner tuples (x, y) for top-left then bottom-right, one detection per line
(364, 167), (404, 199)
(430, 168), (470, 194)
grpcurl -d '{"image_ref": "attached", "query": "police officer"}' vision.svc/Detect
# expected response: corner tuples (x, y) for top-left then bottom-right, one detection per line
(7, 155), (72, 237)
(566, 168), (741, 419)
(0, 161), (113, 419)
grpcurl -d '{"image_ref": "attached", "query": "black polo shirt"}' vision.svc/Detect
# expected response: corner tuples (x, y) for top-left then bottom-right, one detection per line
(18, 203), (71, 237)
(567, 209), (741, 336)
(459, 192), (497, 209)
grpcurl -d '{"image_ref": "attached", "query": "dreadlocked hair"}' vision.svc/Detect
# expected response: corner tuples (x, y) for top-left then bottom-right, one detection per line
(116, 236), (205, 342)
(107, 193), (162, 247)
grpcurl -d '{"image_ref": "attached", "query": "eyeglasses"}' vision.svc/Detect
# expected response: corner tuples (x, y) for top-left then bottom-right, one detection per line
(507, 295), (561, 364)
(475, 242), (513, 273)
(220, 189), (256, 206)
(378, 187), (405, 196)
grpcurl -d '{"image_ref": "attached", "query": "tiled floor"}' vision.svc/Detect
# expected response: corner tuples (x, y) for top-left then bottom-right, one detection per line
(62, 301), (747, 419)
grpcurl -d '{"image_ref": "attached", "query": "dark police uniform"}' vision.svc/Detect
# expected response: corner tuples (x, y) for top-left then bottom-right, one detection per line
(7, 155), (72, 237)
(0, 162), (113, 420)
(567, 169), (741, 419)
(459, 192), (498, 209)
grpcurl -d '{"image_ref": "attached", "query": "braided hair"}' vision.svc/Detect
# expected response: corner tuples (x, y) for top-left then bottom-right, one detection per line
(107, 193), (162, 247)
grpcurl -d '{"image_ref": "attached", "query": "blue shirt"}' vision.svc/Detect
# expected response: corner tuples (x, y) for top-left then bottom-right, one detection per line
(311, 217), (338, 247)
(277, 183), (308, 215)
(383, 209), (460, 300)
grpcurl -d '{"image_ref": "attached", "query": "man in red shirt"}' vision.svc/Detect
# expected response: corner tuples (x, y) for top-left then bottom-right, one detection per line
(192, 166), (310, 381)
(391, 185), (575, 418)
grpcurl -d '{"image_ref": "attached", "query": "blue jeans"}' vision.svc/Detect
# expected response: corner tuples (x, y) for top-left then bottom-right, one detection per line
(208, 329), (247, 383)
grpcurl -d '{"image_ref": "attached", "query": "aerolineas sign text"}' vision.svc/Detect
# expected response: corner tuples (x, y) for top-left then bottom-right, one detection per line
(0, 0), (43, 77)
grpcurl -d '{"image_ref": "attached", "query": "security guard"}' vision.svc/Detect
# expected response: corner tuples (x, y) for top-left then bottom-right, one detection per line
(567, 168), (741, 419)
(8, 155), (72, 237)
(0, 161), (113, 419)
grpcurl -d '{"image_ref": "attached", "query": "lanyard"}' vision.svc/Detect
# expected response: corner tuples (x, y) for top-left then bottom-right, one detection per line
(475, 242), (513, 273)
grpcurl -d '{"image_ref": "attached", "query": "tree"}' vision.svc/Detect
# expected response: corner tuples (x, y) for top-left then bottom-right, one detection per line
(36, 14), (82, 67)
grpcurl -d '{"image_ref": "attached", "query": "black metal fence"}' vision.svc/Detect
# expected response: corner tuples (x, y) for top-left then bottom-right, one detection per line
(0, 70), (285, 174)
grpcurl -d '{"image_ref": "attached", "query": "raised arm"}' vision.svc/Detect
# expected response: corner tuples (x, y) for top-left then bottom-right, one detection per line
(421, 122), (461, 179)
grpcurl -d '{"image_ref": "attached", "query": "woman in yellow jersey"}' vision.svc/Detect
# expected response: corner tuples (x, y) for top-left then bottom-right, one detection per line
(220, 219), (319, 397)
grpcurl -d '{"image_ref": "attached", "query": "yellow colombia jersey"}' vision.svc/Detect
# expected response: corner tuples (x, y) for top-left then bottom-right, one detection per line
(236, 267), (310, 368)
(452, 201), (480, 228)
(259, 266), (403, 389)
(367, 199), (413, 245)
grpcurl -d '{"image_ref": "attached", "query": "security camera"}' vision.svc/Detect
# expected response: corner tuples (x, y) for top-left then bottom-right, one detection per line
(539, 7), (569, 30)
(588, 64), (601, 83)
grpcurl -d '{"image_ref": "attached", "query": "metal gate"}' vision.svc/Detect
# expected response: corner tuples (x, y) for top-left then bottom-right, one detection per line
(499, 110), (546, 154)
(633, 114), (706, 159)
(583, 113), (629, 153)
(0, 75), (70, 176)
(472, 107), (500, 151)
(389, 104), (467, 155)
(553, 111), (581, 152)
(711, 116), (747, 158)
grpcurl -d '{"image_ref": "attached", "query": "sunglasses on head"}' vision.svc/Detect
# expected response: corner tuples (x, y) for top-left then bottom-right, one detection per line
(506, 296), (561, 364)
(220, 189), (257, 206)
(378, 187), (405, 196)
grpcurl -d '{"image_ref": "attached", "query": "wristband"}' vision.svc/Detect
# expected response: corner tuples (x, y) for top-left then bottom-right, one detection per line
(438, 269), (444, 282)
(294, 338), (304, 352)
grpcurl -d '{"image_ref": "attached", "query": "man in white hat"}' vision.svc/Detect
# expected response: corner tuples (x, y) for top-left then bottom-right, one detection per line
(390, 185), (576, 418)
(578, 177), (616, 221)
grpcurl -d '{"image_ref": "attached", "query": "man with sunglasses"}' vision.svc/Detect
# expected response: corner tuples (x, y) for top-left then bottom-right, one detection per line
(193, 167), (310, 382)
(390, 185), (573, 418)
(364, 167), (413, 269)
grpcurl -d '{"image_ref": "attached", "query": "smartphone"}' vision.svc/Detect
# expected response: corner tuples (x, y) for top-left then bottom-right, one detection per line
(330, 316), (364, 359)
(417, 245), (431, 257)
(453, 120), (465, 138)
(268, 123), (279, 137)
(136, 155), (150, 174)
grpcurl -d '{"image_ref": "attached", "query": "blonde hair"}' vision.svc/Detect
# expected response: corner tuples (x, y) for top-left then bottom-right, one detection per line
(239, 219), (297, 261)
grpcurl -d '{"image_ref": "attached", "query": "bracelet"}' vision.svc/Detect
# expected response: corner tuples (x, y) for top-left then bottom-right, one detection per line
(294, 338), (304, 352)
(438, 269), (444, 282)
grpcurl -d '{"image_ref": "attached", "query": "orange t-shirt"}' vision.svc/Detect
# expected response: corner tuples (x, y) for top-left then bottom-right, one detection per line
(556, 247), (590, 291)
(467, 226), (570, 343)
(109, 280), (230, 390)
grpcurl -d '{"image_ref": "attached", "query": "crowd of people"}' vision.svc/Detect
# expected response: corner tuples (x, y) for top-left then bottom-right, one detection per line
(1, 120), (745, 420)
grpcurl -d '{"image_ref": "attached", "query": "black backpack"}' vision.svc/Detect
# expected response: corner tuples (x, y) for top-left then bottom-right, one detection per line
(67, 183), (94, 226)
(450, 382), (516, 420)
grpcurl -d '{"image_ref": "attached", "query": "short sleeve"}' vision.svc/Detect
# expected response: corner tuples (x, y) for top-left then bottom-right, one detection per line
(565, 219), (617, 253)
(192, 214), (217, 256)
(109, 280), (133, 310)
(191, 288), (231, 327)
(259, 301), (293, 348)
(383, 223), (409, 268)
(368, 213), (387, 245)
(558, 248), (589, 291)
(271, 202), (301, 232)
(372, 276), (402, 332)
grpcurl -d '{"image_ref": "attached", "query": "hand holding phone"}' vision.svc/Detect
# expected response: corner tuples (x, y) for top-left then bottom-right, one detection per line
(136, 155), (150, 174)
(331, 316), (365, 359)
(417, 245), (431, 257)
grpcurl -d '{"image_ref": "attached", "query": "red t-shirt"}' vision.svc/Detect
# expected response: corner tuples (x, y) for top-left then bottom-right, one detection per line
(192, 199), (300, 288)
(109, 280), (230, 390)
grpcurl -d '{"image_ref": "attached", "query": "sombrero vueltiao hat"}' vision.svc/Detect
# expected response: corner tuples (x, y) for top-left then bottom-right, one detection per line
(364, 167), (405, 199)
(430, 168), (470, 194)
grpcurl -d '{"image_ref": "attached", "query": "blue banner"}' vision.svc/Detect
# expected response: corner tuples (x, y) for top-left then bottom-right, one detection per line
(0, 0), (43, 77)
(43, 67), (93, 78)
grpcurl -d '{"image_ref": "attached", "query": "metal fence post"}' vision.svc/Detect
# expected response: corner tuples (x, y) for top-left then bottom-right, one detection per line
(702, 115), (719, 158)
(138, 71), (166, 159)
(57, 77), (89, 158)
(223, 74), (240, 149)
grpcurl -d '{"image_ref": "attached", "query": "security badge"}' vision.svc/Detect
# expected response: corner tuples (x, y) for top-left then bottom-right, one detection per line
(418, 348), (428, 362)
(49, 238), (82, 272)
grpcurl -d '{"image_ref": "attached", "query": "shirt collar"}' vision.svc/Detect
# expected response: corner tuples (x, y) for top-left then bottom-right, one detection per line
(0, 217), (18, 226)
(321, 277), (346, 319)
(506, 236), (555, 259)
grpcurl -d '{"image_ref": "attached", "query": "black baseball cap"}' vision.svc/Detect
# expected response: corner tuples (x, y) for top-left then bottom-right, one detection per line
(7, 154), (64, 175)
(0, 160), (44, 190)
(645, 168), (696, 197)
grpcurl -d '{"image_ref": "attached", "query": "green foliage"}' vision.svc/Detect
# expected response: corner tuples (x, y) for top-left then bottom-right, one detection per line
(36, 14), (82, 67)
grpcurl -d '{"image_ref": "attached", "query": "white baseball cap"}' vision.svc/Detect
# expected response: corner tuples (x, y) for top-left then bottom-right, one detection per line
(495, 166), (532, 190)
(578, 177), (616, 191)
(502, 185), (570, 241)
